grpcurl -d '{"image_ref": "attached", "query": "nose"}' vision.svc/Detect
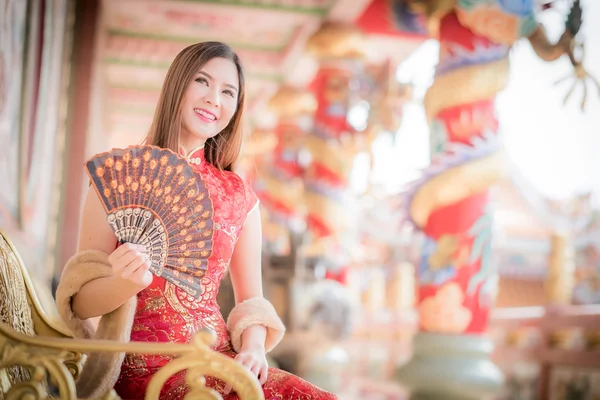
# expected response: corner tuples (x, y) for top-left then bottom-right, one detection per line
(204, 87), (220, 107)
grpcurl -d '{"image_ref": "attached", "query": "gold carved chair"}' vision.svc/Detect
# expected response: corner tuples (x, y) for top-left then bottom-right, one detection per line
(0, 230), (263, 399)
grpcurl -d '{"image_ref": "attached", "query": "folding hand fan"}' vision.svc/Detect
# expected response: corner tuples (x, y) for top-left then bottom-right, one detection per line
(85, 144), (214, 299)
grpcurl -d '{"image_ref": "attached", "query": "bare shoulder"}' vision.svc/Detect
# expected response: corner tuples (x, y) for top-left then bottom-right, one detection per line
(78, 186), (118, 253)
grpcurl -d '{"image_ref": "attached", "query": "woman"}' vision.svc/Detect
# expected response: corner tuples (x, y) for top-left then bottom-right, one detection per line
(56, 41), (338, 399)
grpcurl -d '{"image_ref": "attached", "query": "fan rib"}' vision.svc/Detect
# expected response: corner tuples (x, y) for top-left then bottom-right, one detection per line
(85, 145), (215, 299)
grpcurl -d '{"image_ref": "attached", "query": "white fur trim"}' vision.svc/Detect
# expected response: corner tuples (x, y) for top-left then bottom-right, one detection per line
(226, 297), (286, 353)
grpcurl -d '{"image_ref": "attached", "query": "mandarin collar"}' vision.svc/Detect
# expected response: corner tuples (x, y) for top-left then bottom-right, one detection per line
(180, 144), (205, 166)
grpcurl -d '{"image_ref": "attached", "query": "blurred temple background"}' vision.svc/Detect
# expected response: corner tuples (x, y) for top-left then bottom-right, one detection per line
(1, 0), (599, 398)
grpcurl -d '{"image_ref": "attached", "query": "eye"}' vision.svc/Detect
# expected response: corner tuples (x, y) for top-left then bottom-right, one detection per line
(195, 77), (208, 85)
(223, 89), (235, 98)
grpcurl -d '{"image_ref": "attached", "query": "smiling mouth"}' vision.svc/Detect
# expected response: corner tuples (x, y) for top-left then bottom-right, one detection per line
(194, 108), (217, 122)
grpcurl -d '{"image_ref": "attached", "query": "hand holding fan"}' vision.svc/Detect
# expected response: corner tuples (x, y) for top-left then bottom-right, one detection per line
(85, 145), (214, 299)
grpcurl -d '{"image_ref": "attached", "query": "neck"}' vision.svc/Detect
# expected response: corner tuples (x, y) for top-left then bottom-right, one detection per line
(180, 140), (206, 157)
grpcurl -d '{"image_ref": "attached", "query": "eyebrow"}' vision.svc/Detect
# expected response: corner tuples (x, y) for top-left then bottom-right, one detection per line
(198, 71), (238, 93)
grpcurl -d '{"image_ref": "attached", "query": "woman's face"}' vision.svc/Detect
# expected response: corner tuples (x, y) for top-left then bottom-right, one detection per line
(180, 57), (240, 150)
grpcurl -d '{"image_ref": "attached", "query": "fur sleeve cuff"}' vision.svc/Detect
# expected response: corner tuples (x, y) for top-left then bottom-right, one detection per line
(226, 297), (286, 353)
(54, 249), (138, 398)
(55, 250), (114, 339)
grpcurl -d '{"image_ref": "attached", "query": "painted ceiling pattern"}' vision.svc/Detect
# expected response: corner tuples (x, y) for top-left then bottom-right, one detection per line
(100, 0), (358, 144)
(99, 0), (422, 145)
(97, 0), (597, 254)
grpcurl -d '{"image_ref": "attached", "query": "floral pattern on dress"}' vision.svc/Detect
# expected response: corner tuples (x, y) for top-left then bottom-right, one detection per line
(114, 147), (336, 399)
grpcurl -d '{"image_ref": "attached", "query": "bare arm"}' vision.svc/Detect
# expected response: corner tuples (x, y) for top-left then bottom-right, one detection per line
(228, 206), (268, 351)
(71, 187), (151, 319)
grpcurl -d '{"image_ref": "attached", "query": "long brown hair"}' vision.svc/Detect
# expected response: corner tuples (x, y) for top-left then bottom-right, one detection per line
(145, 42), (246, 171)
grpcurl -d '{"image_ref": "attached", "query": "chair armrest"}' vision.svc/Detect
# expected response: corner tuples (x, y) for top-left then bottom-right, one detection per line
(0, 321), (264, 400)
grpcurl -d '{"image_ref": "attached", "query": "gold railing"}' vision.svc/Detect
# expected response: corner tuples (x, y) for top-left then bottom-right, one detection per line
(0, 230), (264, 400)
(0, 323), (262, 399)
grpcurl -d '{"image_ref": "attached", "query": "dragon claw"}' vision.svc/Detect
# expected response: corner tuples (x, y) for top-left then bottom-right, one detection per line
(556, 40), (598, 110)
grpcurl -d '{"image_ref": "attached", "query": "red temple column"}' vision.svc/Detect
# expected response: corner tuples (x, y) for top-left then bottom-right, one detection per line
(250, 87), (316, 256)
(301, 22), (370, 263)
(352, 0), (588, 398)
(396, 12), (508, 399)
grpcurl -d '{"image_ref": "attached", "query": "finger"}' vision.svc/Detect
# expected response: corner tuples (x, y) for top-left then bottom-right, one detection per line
(134, 243), (147, 252)
(121, 255), (147, 278)
(250, 363), (261, 378)
(223, 383), (232, 395)
(132, 262), (152, 282)
(239, 358), (254, 371)
(110, 242), (137, 261)
(234, 353), (250, 365)
(122, 255), (150, 278)
(107, 245), (123, 265)
(112, 248), (142, 272)
(259, 364), (268, 385)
